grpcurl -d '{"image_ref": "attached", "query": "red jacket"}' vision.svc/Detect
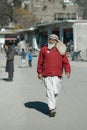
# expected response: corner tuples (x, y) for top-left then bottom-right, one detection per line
(37, 46), (71, 77)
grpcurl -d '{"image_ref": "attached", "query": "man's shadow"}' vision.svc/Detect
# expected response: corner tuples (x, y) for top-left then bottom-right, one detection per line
(24, 101), (49, 116)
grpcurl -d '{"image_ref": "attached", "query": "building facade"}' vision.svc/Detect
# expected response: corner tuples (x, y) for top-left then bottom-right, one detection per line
(34, 20), (87, 60)
(29, 0), (81, 22)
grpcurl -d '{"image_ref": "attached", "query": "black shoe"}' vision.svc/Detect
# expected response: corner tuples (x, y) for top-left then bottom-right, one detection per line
(49, 109), (56, 117)
(6, 79), (13, 82)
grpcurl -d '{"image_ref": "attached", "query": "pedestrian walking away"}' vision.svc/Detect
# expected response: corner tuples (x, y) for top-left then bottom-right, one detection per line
(20, 48), (27, 67)
(37, 34), (71, 117)
(4, 41), (16, 82)
(28, 49), (33, 67)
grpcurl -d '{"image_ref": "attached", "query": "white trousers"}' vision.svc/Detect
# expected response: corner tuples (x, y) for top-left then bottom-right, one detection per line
(44, 76), (62, 110)
(21, 59), (26, 67)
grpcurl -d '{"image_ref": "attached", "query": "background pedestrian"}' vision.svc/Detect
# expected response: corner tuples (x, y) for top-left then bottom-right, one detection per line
(4, 41), (16, 82)
(20, 48), (27, 67)
(28, 49), (33, 67)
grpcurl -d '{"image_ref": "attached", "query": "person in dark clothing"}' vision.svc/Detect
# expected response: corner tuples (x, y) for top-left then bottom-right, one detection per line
(4, 42), (16, 82)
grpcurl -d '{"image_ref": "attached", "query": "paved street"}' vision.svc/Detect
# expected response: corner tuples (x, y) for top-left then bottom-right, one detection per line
(0, 52), (87, 130)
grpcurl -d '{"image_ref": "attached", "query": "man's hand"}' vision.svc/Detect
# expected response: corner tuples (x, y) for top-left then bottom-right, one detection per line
(38, 74), (43, 79)
(66, 72), (70, 78)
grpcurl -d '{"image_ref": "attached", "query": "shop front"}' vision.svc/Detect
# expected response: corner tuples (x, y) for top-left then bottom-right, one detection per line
(34, 20), (87, 60)
(34, 21), (74, 52)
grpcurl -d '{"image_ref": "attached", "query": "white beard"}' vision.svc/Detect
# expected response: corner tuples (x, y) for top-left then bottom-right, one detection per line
(48, 43), (56, 50)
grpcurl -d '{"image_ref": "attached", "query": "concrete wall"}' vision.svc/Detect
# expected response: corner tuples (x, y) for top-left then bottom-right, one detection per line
(74, 22), (87, 60)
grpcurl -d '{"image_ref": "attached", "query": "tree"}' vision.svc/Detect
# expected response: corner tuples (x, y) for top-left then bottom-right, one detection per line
(77, 0), (87, 19)
(0, 1), (13, 26)
(13, 0), (21, 8)
(13, 8), (40, 29)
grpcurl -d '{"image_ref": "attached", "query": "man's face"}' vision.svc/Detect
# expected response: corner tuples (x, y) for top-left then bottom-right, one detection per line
(48, 38), (58, 49)
(49, 38), (57, 44)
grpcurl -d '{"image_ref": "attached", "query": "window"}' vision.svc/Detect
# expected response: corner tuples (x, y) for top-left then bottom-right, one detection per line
(54, 13), (77, 21)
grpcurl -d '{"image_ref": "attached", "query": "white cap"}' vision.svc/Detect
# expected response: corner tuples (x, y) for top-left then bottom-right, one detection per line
(49, 34), (59, 41)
